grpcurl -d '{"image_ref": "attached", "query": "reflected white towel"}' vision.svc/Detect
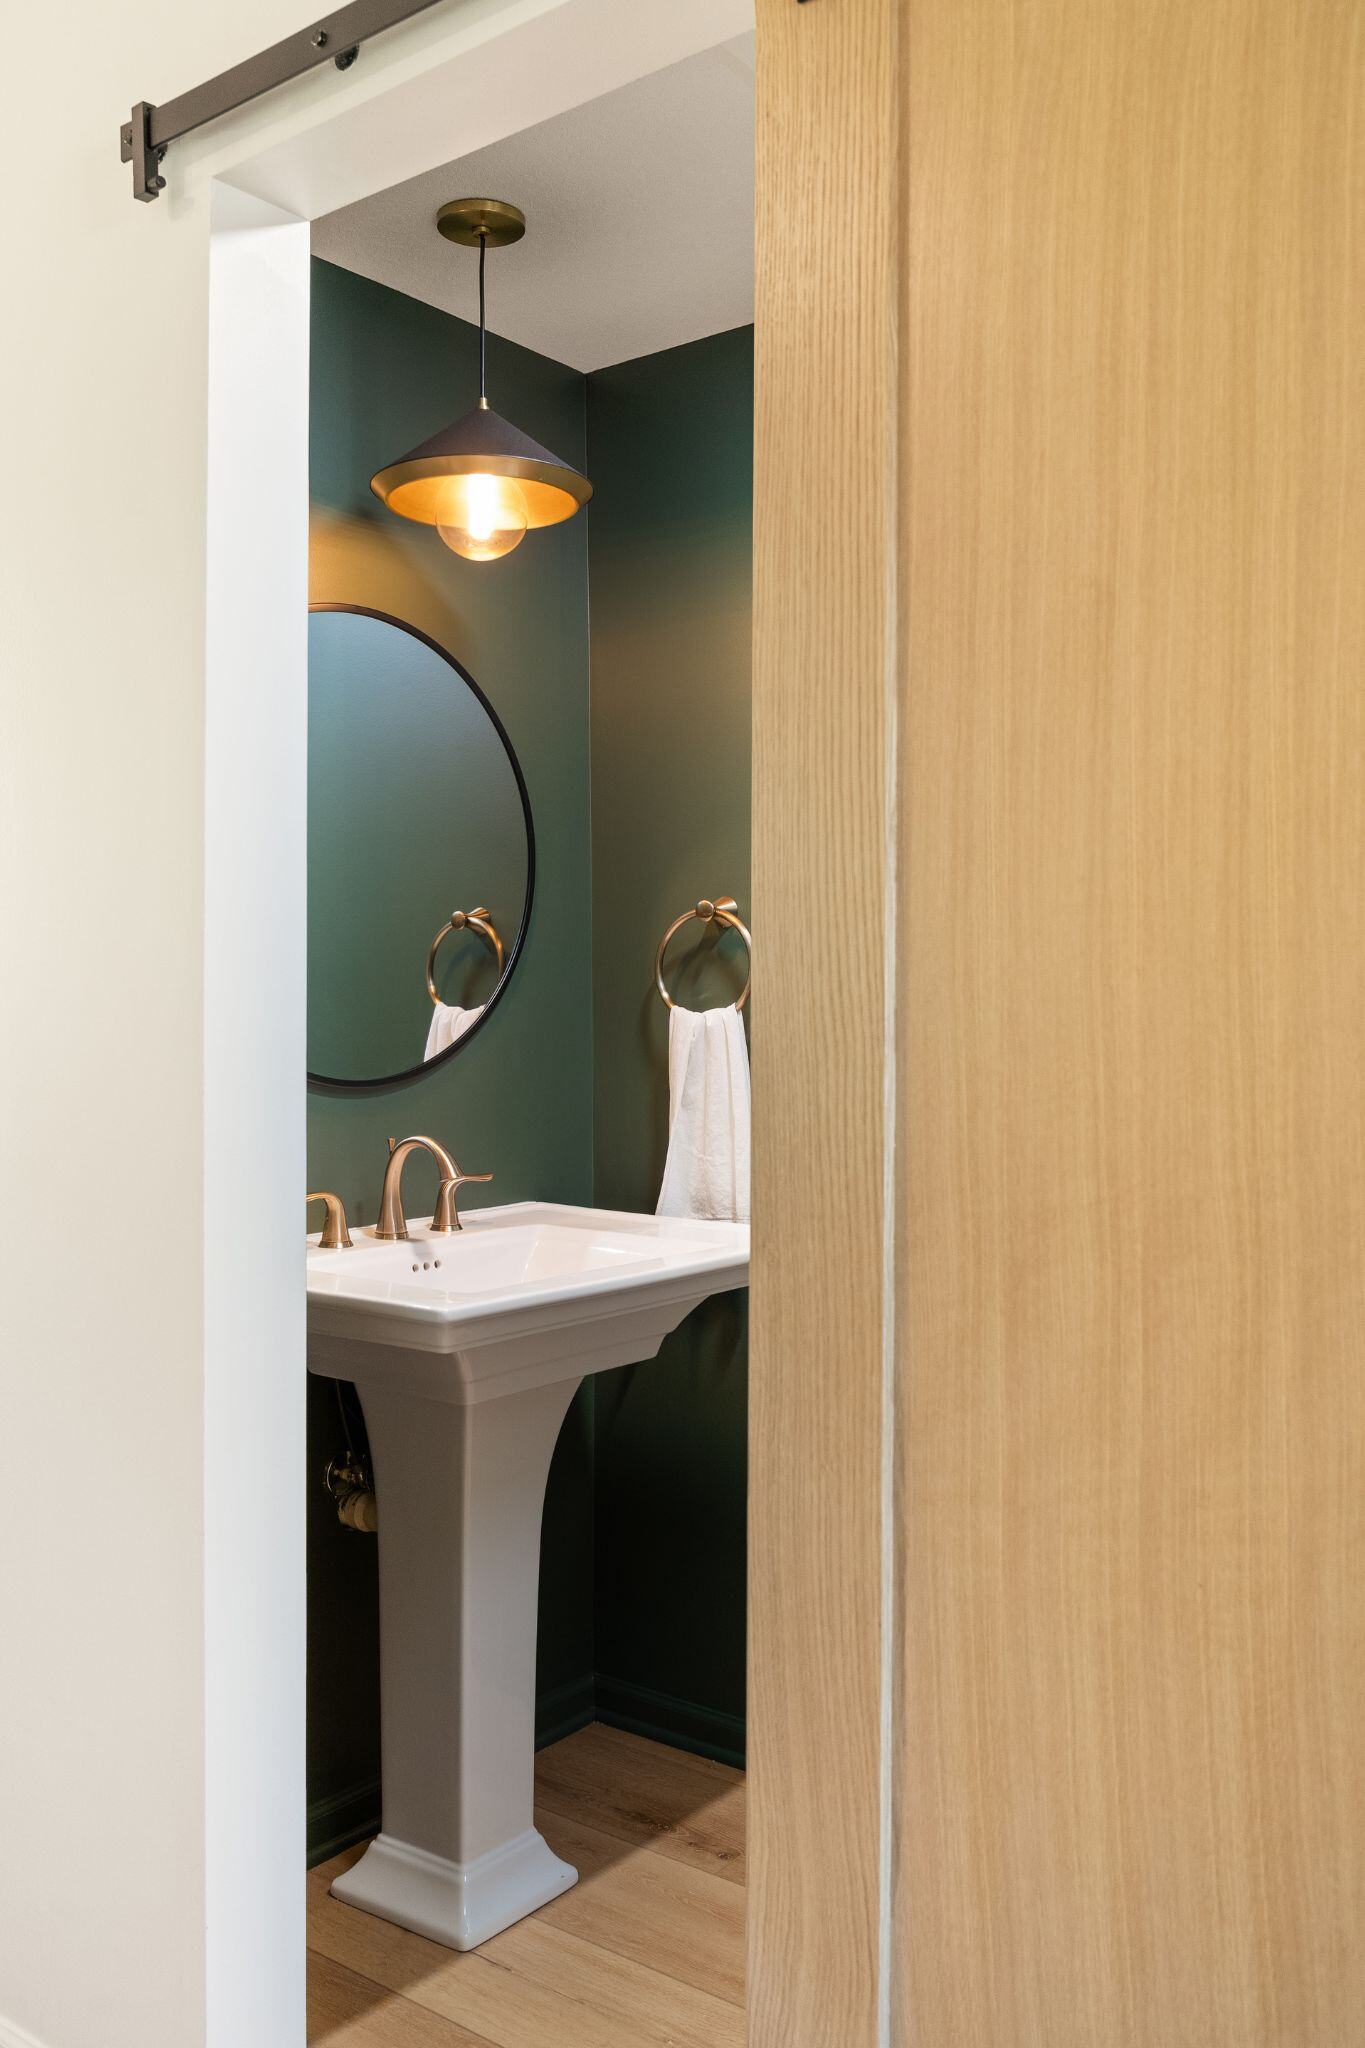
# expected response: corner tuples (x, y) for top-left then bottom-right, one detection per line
(656, 1005), (750, 1223)
(423, 1003), (484, 1061)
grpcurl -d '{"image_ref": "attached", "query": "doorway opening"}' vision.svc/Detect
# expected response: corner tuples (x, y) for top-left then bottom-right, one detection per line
(211, 14), (754, 2041)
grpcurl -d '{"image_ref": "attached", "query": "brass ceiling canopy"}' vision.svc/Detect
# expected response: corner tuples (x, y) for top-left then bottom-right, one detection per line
(370, 197), (592, 562)
(435, 197), (527, 247)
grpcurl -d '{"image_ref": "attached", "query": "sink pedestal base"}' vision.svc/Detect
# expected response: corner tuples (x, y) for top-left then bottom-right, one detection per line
(334, 1372), (582, 1951)
(332, 1825), (576, 1952)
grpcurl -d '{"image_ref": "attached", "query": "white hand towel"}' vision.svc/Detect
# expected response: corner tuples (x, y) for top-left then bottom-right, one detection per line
(656, 1005), (750, 1223)
(423, 1002), (485, 1062)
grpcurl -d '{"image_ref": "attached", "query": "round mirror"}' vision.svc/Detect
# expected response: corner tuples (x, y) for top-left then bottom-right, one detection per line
(307, 604), (534, 1088)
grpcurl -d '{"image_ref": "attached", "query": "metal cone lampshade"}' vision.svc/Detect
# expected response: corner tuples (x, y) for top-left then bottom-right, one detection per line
(370, 198), (592, 561)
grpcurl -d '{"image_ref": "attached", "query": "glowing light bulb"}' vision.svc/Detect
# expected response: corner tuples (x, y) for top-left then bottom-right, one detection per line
(434, 473), (528, 561)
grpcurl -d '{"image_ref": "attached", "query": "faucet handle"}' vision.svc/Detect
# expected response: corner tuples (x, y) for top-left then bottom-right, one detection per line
(307, 1190), (353, 1250)
(430, 1170), (493, 1234)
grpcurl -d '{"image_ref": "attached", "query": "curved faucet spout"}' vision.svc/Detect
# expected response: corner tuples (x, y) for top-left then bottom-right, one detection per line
(373, 1134), (491, 1240)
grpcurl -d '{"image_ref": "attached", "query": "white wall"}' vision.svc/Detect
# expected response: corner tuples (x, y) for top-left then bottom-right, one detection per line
(202, 187), (311, 2048)
(0, 5), (750, 2046)
(1, 8), (307, 2045)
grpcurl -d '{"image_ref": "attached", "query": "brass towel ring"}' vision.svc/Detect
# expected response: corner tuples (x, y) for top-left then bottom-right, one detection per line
(655, 896), (752, 1012)
(425, 907), (505, 1005)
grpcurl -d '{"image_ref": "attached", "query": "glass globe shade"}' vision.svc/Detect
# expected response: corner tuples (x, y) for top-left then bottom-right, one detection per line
(434, 472), (528, 561)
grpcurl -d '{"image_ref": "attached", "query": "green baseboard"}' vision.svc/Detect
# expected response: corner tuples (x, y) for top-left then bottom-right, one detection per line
(594, 1673), (746, 1770)
(307, 1774), (382, 1868)
(307, 1672), (742, 1866)
(535, 1672), (597, 1748)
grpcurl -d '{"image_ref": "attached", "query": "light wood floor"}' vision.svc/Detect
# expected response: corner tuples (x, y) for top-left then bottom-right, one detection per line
(308, 1724), (746, 2047)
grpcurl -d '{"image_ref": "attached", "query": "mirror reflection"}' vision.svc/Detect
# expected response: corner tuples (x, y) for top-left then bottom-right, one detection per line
(307, 605), (533, 1087)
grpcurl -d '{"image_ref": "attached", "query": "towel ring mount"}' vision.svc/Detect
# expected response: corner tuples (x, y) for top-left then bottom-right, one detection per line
(425, 908), (505, 1005)
(655, 895), (751, 1012)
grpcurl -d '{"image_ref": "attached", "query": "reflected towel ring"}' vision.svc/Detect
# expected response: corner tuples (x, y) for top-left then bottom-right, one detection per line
(655, 896), (752, 1012)
(425, 907), (505, 1005)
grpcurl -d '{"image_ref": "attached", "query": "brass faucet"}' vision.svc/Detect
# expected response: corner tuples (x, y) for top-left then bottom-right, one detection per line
(307, 1189), (353, 1249)
(373, 1134), (493, 1240)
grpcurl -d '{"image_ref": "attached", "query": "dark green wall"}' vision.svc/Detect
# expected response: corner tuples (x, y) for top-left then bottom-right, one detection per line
(585, 326), (753, 1763)
(306, 260), (595, 1854)
(305, 264), (754, 1853)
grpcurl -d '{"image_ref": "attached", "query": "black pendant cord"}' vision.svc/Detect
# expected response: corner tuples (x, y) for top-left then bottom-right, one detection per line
(479, 233), (488, 405)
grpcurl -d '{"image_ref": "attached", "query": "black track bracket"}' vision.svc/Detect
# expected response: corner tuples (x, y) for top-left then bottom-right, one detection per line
(120, 0), (447, 201)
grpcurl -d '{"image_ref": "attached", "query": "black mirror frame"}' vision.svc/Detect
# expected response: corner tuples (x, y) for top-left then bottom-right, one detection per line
(306, 601), (536, 1092)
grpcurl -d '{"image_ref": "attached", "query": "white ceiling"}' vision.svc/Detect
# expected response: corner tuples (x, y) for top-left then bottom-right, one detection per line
(311, 34), (754, 375)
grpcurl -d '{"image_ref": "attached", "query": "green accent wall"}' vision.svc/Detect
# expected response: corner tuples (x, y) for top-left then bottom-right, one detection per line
(305, 261), (753, 1851)
(585, 326), (754, 1761)
(306, 259), (594, 1844)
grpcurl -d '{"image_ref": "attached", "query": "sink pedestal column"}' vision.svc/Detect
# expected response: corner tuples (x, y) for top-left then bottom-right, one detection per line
(331, 1374), (582, 1951)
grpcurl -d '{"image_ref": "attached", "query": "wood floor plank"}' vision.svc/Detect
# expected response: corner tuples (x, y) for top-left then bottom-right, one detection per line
(309, 1728), (747, 2042)
(307, 1951), (496, 2047)
(531, 1810), (746, 2007)
(310, 1883), (742, 2048)
(534, 1723), (746, 1886)
(482, 1922), (744, 2048)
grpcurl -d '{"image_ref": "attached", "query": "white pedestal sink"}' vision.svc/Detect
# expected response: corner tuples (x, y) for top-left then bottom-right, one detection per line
(306, 1201), (748, 1951)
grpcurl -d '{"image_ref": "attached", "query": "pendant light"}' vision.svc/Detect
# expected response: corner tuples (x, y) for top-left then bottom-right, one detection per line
(370, 198), (592, 562)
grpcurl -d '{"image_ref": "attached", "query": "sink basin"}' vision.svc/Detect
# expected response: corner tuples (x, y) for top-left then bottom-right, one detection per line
(311, 1217), (667, 1300)
(308, 1201), (748, 1395)
(307, 1200), (747, 1952)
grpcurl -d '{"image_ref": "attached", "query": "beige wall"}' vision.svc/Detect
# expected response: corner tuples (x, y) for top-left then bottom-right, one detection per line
(753, 0), (1365, 2041)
